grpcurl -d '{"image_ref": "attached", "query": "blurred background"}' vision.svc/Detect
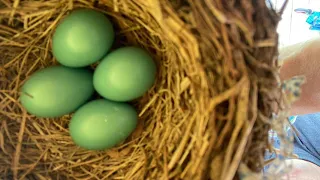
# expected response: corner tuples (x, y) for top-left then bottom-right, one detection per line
(271, 0), (320, 48)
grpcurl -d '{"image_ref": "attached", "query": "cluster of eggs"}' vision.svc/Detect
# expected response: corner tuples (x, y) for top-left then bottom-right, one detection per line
(20, 9), (156, 150)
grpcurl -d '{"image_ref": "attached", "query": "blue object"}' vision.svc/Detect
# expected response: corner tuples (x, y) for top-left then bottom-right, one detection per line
(266, 113), (320, 167)
(306, 12), (320, 29)
(295, 8), (320, 31)
(291, 113), (320, 166)
(288, 116), (297, 124)
(309, 26), (320, 31)
(295, 8), (313, 15)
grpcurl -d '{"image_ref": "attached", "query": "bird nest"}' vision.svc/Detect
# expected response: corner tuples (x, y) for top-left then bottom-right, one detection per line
(0, 0), (285, 179)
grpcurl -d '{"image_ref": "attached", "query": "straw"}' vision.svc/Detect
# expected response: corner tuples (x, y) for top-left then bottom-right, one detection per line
(0, 0), (284, 179)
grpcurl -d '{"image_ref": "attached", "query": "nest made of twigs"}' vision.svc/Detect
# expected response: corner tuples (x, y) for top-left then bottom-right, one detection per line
(0, 0), (282, 179)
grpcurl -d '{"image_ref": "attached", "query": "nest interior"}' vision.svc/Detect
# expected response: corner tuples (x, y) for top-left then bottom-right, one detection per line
(0, 0), (282, 179)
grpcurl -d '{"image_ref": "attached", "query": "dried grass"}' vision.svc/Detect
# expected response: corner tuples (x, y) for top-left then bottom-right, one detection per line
(0, 0), (284, 179)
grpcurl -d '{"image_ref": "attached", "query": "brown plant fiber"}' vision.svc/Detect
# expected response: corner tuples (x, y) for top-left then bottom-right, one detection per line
(0, 0), (283, 179)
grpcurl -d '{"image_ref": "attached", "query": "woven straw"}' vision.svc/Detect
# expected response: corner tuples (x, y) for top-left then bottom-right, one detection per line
(0, 0), (284, 179)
